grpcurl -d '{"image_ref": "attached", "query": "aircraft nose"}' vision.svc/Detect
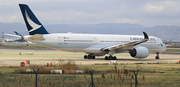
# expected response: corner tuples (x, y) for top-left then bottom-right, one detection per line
(162, 44), (166, 51)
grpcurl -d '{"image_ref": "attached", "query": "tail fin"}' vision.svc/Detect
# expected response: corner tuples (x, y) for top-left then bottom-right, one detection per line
(19, 4), (49, 35)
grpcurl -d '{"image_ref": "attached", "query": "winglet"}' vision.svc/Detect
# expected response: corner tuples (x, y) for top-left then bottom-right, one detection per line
(133, 32), (149, 46)
(143, 32), (149, 40)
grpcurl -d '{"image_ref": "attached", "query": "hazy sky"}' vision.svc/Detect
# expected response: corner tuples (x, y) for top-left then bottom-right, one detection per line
(1, 0), (180, 27)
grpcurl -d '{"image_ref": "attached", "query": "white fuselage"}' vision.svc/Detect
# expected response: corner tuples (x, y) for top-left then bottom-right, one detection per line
(24, 33), (166, 56)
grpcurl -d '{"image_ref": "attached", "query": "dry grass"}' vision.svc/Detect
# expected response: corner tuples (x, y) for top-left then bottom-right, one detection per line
(0, 63), (180, 87)
(9, 58), (80, 74)
(54, 58), (79, 70)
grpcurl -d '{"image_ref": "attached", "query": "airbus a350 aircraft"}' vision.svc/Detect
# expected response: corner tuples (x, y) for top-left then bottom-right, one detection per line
(16, 4), (166, 60)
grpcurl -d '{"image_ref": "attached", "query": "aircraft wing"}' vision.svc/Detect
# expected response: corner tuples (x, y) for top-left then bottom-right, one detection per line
(101, 32), (149, 51)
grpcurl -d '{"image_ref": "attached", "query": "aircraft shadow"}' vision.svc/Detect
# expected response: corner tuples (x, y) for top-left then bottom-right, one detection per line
(94, 58), (157, 61)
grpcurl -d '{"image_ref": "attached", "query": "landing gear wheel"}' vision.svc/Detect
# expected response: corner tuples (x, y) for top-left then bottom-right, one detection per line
(105, 56), (109, 60)
(156, 56), (159, 59)
(84, 55), (88, 59)
(104, 56), (117, 60)
(113, 56), (117, 60)
(109, 55), (113, 60)
(85, 54), (95, 59)
(88, 55), (91, 59)
(92, 55), (95, 59)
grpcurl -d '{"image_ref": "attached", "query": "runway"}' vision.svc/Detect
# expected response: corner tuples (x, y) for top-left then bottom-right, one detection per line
(0, 48), (180, 66)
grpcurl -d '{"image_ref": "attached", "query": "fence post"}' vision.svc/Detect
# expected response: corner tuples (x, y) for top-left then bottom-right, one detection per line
(33, 68), (39, 87)
(88, 69), (95, 87)
(133, 70), (139, 87)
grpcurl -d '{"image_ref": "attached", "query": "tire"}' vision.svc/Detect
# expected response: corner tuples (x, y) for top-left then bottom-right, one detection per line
(105, 56), (109, 60)
(84, 55), (87, 59)
(92, 55), (95, 59)
(113, 56), (117, 60)
(109, 56), (113, 60)
(88, 55), (91, 59)
(156, 56), (159, 59)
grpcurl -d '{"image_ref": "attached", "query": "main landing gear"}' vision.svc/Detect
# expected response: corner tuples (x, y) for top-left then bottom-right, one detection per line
(84, 54), (95, 59)
(105, 55), (117, 60)
(155, 52), (160, 59)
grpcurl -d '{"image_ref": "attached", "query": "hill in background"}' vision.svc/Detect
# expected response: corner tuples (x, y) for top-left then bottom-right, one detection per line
(0, 22), (180, 40)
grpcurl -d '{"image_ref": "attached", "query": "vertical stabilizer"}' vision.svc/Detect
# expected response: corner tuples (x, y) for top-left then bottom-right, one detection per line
(19, 4), (49, 35)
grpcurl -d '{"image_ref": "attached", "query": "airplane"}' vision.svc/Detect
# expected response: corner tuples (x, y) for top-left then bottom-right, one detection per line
(16, 4), (166, 60)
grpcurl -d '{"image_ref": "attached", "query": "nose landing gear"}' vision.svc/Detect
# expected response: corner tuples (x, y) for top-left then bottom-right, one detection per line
(155, 52), (159, 59)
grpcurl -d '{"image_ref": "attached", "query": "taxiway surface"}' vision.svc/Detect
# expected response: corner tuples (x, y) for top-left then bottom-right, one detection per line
(0, 49), (179, 66)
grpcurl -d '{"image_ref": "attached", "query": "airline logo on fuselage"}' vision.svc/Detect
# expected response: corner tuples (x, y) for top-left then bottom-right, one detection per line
(130, 37), (156, 41)
(25, 9), (42, 33)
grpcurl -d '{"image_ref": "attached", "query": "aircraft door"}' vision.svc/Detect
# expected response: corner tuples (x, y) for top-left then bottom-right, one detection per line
(58, 37), (62, 45)
(94, 38), (98, 44)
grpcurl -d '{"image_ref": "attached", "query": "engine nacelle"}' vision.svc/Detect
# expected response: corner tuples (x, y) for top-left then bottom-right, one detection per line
(129, 47), (149, 58)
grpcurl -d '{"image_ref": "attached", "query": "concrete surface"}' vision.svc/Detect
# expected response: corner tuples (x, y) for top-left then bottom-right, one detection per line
(0, 49), (179, 66)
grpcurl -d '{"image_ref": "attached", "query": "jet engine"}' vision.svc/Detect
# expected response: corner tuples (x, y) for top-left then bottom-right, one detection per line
(129, 47), (149, 58)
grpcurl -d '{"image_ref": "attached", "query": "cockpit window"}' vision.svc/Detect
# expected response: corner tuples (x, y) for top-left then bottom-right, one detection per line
(161, 44), (163, 47)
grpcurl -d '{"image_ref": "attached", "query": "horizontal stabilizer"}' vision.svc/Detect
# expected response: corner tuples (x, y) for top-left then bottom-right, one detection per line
(4, 33), (21, 37)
